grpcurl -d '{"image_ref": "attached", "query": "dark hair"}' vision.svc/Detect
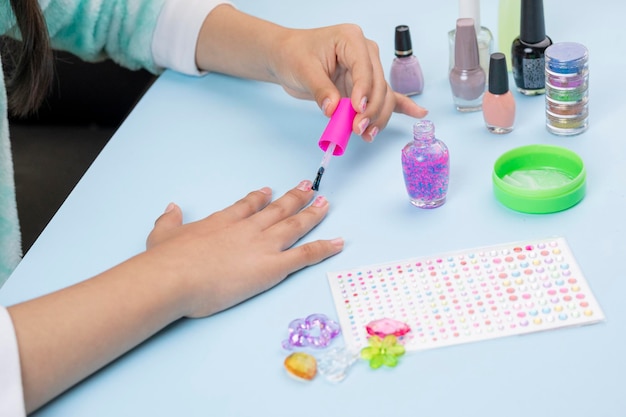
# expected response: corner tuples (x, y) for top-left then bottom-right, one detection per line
(3, 0), (54, 117)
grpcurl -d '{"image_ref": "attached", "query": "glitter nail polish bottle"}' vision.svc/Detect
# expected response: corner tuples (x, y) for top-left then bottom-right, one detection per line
(449, 18), (486, 112)
(401, 120), (450, 209)
(390, 25), (425, 96)
(511, 0), (552, 95)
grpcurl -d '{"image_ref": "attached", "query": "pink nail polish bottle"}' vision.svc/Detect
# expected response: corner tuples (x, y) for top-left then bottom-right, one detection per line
(482, 52), (516, 134)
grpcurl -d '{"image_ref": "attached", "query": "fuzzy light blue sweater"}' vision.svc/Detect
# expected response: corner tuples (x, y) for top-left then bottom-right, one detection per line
(0, 0), (166, 285)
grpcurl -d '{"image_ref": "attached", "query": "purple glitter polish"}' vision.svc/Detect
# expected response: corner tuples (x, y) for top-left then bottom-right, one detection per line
(401, 120), (450, 209)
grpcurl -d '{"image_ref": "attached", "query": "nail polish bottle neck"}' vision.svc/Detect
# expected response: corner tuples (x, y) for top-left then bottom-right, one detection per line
(413, 121), (436, 145)
(520, 0), (547, 44)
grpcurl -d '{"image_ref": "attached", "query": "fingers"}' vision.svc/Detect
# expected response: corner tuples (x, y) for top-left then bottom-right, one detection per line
(144, 182), (343, 320)
(322, 25), (384, 140)
(281, 237), (345, 272)
(204, 186), (274, 226)
(320, 25), (425, 143)
(261, 194), (344, 276)
(234, 180), (340, 257)
(276, 23), (428, 144)
(394, 92), (429, 119)
(350, 40), (389, 142)
(308, 25), (373, 117)
(266, 195), (330, 250)
(248, 180), (316, 230)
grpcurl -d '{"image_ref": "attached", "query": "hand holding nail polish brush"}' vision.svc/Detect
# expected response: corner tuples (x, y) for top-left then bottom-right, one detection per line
(312, 98), (357, 191)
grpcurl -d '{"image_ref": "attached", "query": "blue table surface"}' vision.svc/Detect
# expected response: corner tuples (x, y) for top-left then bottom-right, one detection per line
(3, 0), (625, 415)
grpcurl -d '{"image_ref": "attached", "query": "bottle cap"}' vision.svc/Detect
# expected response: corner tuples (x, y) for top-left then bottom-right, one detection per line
(453, 18), (480, 70)
(458, 0), (481, 33)
(394, 25), (413, 57)
(520, 0), (546, 44)
(318, 98), (357, 156)
(488, 52), (509, 94)
(492, 145), (586, 214)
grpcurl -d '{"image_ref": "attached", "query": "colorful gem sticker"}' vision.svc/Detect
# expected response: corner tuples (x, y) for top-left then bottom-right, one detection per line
(327, 237), (605, 353)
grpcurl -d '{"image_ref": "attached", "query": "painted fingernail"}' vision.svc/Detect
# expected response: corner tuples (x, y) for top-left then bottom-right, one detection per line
(359, 96), (368, 113)
(164, 202), (176, 213)
(258, 187), (272, 195)
(321, 98), (331, 115)
(312, 195), (327, 207)
(369, 126), (379, 141)
(330, 237), (345, 248)
(358, 118), (370, 135)
(297, 180), (313, 191)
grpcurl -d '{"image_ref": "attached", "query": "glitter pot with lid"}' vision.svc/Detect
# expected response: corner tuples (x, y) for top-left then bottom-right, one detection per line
(544, 42), (589, 136)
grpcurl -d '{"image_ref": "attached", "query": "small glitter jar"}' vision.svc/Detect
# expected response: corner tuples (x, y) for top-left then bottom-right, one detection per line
(544, 42), (589, 136)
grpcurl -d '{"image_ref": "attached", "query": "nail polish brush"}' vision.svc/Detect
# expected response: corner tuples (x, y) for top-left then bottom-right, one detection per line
(312, 98), (357, 191)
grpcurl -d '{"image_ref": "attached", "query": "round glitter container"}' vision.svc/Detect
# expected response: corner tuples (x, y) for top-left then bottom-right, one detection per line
(492, 145), (586, 214)
(545, 106), (589, 135)
(544, 42), (589, 136)
(545, 43), (589, 74)
(545, 81), (588, 103)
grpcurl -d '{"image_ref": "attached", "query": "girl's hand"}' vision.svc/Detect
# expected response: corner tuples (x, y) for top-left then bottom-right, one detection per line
(146, 180), (343, 318)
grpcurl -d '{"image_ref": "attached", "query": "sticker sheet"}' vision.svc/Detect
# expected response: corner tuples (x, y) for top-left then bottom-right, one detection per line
(327, 237), (605, 353)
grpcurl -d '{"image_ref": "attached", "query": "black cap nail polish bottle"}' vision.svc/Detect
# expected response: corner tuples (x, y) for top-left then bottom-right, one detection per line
(511, 0), (552, 95)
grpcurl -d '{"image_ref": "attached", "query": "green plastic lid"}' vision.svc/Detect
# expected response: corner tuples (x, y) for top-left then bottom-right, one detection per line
(492, 144), (586, 214)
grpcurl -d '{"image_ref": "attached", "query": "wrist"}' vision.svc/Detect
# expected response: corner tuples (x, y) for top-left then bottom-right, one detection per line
(195, 5), (290, 82)
(116, 250), (193, 322)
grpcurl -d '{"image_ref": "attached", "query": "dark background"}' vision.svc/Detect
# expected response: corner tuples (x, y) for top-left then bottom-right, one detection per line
(7, 49), (156, 253)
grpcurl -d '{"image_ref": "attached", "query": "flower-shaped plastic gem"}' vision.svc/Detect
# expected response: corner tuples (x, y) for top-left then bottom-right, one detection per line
(360, 335), (406, 369)
(282, 313), (341, 350)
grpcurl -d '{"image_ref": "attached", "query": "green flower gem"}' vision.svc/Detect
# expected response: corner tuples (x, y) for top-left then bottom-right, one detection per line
(360, 335), (406, 369)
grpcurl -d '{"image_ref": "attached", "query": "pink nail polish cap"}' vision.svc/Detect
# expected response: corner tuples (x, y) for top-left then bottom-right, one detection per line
(318, 98), (357, 156)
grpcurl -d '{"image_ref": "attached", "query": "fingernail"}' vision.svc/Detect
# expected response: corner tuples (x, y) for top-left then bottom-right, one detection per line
(164, 202), (176, 213)
(359, 97), (368, 113)
(321, 98), (331, 115)
(312, 195), (327, 207)
(259, 187), (272, 195)
(369, 126), (379, 141)
(297, 180), (313, 191)
(330, 237), (344, 248)
(358, 118), (370, 135)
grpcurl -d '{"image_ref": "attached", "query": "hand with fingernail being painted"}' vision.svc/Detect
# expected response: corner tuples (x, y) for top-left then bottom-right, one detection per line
(8, 180), (341, 412)
(145, 179), (343, 317)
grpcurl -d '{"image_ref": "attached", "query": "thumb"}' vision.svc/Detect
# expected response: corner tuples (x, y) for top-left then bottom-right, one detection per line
(146, 202), (183, 249)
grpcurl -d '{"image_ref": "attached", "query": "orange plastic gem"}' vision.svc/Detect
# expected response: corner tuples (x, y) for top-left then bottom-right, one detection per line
(284, 352), (317, 381)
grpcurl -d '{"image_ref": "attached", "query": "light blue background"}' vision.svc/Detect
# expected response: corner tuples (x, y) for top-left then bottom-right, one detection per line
(2, 0), (623, 415)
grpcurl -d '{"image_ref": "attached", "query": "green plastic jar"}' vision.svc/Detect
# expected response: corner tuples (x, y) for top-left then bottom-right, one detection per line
(492, 144), (586, 213)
